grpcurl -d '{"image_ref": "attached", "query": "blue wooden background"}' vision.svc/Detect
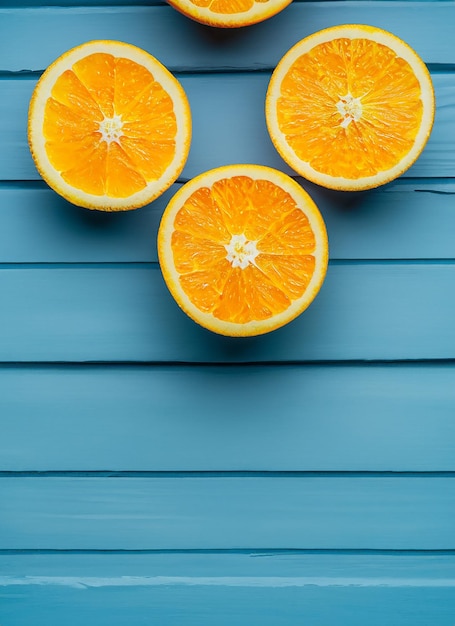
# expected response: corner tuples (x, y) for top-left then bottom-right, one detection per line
(1, 1), (455, 624)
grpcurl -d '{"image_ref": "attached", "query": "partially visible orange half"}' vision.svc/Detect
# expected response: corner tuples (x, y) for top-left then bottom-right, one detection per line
(158, 164), (328, 337)
(266, 24), (435, 191)
(167, 0), (293, 28)
(28, 40), (191, 211)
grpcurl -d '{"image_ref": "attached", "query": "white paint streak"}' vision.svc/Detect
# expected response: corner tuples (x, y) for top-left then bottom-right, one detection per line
(1, 576), (455, 589)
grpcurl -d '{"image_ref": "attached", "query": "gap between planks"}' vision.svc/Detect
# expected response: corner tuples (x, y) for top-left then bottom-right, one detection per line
(1, 470), (455, 478)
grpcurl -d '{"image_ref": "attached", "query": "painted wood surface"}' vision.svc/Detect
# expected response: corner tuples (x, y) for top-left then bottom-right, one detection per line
(2, 476), (455, 549)
(2, 364), (454, 471)
(2, 554), (455, 626)
(1, 0), (454, 623)
(0, 264), (454, 362)
(1, 3), (455, 71)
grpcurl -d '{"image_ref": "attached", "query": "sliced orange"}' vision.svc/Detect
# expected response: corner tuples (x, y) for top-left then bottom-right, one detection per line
(158, 164), (328, 336)
(28, 40), (191, 211)
(167, 0), (293, 28)
(266, 24), (435, 191)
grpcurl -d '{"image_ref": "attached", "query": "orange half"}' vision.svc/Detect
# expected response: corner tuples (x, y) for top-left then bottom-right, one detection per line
(167, 0), (293, 28)
(28, 40), (191, 211)
(266, 24), (435, 191)
(158, 164), (329, 336)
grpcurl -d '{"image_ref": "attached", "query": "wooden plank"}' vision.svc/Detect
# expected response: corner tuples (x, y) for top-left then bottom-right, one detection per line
(0, 3), (454, 72)
(0, 264), (454, 362)
(3, 551), (455, 581)
(1, 72), (453, 182)
(1, 364), (455, 472)
(1, 553), (455, 626)
(0, 180), (454, 263)
(1, 476), (455, 549)
(7, 0), (163, 4)
(0, 0), (445, 5)
(0, 183), (169, 264)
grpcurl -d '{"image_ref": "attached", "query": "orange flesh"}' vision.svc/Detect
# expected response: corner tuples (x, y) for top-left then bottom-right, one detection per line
(171, 176), (317, 324)
(190, 0), (268, 13)
(43, 53), (177, 197)
(277, 38), (424, 178)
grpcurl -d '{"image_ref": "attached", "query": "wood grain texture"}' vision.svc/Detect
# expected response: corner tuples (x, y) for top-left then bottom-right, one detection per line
(1, 553), (455, 626)
(3, 0), (164, 4)
(2, 476), (455, 549)
(1, 72), (454, 181)
(1, 364), (455, 472)
(1, 0), (454, 621)
(0, 180), (454, 263)
(3, 551), (455, 581)
(0, 264), (454, 362)
(1, 3), (454, 72)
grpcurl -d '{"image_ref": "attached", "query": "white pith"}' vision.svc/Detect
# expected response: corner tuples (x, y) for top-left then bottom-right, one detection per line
(98, 114), (124, 145)
(225, 234), (259, 270)
(336, 93), (363, 128)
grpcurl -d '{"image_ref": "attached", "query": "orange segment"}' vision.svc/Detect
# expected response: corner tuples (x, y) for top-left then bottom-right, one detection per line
(72, 53), (116, 118)
(28, 40), (191, 211)
(120, 137), (175, 182)
(259, 208), (316, 255)
(158, 165), (329, 337)
(105, 142), (147, 198)
(167, 0), (292, 28)
(48, 69), (103, 123)
(266, 25), (435, 191)
(256, 254), (316, 300)
(213, 265), (291, 323)
(174, 187), (231, 244)
(172, 231), (230, 273)
(208, 0), (255, 14)
(60, 141), (108, 197)
(112, 57), (155, 116)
